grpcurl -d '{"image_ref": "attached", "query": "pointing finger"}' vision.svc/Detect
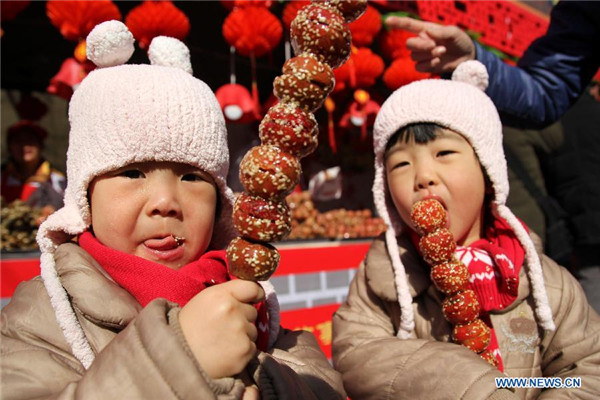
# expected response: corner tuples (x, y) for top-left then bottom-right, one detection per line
(385, 16), (431, 34)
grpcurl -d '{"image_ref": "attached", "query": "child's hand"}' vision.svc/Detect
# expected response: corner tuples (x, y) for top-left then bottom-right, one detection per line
(179, 280), (265, 379)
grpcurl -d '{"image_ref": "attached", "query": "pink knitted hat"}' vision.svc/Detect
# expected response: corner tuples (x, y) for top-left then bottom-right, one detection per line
(372, 60), (555, 339)
(36, 21), (279, 368)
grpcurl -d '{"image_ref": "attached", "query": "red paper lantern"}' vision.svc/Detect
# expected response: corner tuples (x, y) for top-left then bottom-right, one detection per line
(382, 57), (431, 90)
(379, 28), (416, 60)
(125, 1), (190, 50)
(334, 47), (384, 92)
(46, 0), (121, 41)
(47, 58), (94, 100)
(282, 0), (310, 30)
(221, 1), (273, 11)
(223, 6), (282, 58)
(348, 5), (382, 47)
(215, 83), (261, 124)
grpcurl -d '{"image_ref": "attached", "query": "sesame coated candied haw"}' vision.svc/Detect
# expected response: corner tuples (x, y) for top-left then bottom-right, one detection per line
(239, 145), (301, 200)
(419, 228), (456, 265)
(226, 237), (280, 281)
(290, 2), (351, 69)
(411, 198), (447, 235)
(233, 193), (291, 242)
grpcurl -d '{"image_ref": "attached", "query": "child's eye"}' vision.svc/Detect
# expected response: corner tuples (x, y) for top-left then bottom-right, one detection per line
(392, 161), (410, 170)
(437, 150), (455, 157)
(182, 173), (207, 182)
(120, 170), (144, 179)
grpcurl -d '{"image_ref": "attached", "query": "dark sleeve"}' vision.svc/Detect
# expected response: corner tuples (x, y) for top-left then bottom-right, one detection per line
(476, 1), (600, 129)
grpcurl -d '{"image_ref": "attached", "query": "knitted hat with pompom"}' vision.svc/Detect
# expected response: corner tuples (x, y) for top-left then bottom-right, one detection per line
(36, 21), (279, 369)
(372, 60), (555, 339)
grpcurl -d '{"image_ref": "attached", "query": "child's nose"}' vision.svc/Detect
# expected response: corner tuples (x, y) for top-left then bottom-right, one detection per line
(415, 167), (438, 190)
(146, 184), (182, 218)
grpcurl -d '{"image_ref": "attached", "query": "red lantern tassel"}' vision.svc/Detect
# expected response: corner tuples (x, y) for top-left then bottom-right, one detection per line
(250, 52), (261, 119)
(325, 98), (337, 154)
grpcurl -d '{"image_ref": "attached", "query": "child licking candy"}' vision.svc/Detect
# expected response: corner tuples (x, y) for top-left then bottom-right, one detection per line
(1, 21), (344, 400)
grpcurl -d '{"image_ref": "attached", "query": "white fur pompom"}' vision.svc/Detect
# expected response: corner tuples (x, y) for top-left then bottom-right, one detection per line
(451, 60), (489, 91)
(148, 36), (193, 75)
(86, 20), (135, 68)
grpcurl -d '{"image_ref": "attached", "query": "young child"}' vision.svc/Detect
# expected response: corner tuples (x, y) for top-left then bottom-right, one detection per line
(1, 21), (345, 400)
(332, 61), (600, 399)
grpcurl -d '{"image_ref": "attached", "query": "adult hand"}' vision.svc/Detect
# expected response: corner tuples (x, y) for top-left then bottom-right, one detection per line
(385, 16), (476, 75)
(179, 279), (265, 379)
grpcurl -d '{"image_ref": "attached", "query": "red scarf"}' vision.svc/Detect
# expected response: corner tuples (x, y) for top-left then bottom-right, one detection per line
(79, 231), (269, 351)
(455, 216), (526, 371)
(410, 216), (526, 371)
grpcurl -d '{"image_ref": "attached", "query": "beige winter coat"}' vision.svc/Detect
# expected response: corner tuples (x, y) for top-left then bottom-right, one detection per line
(332, 234), (600, 400)
(1, 243), (346, 400)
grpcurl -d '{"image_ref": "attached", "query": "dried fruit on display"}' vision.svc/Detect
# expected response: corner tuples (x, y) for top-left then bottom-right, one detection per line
(1, 199), (42, 252)
(227, 0), (368, 281)
(286, 191), (387, 240)
(410, 198), (497, 367)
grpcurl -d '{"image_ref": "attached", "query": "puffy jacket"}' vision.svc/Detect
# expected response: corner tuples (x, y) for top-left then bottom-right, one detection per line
(476, 1), (600, 129)
(332, 233), (600, 400)
(1, 243), (346, 400)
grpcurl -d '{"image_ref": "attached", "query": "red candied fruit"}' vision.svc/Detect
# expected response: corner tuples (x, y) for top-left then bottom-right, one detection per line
(442, 289), (480, 324)
(411, 198), (447, 235)
(419, 228), (456, 265)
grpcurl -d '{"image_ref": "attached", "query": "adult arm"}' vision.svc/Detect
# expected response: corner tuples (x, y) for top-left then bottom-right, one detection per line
(478, 1), (600, 129)
(386, 1), (600, 129)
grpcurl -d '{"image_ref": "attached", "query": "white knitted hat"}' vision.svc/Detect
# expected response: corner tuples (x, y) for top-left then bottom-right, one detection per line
(372, 60), (555, 339)
(36, 21), (279, 368)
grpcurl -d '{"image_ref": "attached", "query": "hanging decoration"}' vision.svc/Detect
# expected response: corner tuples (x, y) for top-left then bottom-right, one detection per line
(222, 6), (282, 58)
(47, 58), (95, 100)
(348, 5), (382, 47)
(379, 28), (416, 60)
(220, 0), (273, 12)
(339, 89), (380, 141)
(216, 83), (261, 123)
(281, 0), (311, 64)
(333, 47), (384, 92)
(382, 56), (430, 90)
(282, 0), (310, 30)
(379, 21), (431, 91)
(221, 4), (283, 124)
(46, 0), (121, 41)
(125, 1), (190, 50)
(46, 0), (120, 99)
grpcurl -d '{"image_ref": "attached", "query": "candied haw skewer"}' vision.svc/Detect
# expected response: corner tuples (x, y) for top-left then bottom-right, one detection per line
(227, 1), (367, 281)
(410, 199), (497, 367)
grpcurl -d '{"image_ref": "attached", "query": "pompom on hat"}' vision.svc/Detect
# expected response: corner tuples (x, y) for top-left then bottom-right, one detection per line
(372, 60), (555, 339)
(36, 21), (279, 368)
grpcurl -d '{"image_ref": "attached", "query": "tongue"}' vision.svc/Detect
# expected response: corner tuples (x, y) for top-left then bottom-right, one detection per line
(144, 236), (177, 250)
